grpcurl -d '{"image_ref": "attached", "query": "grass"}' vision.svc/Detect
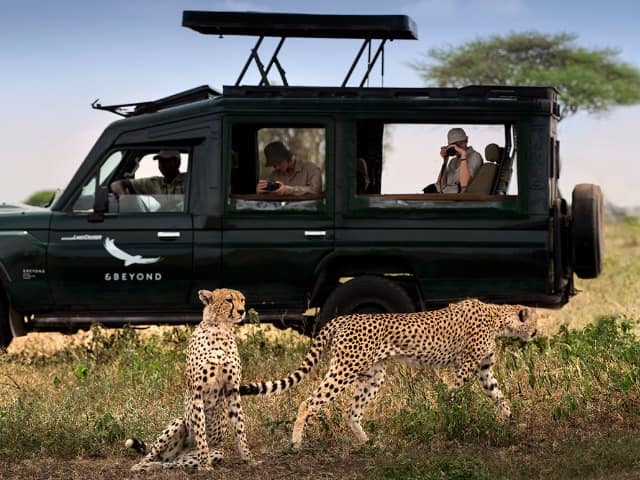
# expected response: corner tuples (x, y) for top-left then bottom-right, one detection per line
(1, 217), (639, 479)
(550, 215), (640, 331)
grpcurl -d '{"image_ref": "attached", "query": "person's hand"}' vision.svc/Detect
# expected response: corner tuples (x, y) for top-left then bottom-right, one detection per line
(257, 179), (285, 194)
(440, 146), (450, 160)
(111, 179), (132, 196)
(452, 144), (466, 159)
(257, 179), (269, 193)
(273, 181), (286, 194)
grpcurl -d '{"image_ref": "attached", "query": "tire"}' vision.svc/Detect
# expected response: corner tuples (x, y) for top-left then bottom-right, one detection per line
(312, 275), (416, 336)
(0, 293), (13, 350)
(571, 183), (604, 279)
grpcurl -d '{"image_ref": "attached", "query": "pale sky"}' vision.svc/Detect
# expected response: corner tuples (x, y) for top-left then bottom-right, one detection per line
(1, 0), (639, 206)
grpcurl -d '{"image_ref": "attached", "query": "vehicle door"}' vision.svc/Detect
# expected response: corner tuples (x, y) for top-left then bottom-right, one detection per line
(220, 118), (335, 310)
(47, 141), (200, 308)
(340, 119), (549, 304)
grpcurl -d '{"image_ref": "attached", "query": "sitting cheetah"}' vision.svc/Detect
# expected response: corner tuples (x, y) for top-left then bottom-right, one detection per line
(240, 298), (537, 448)
(126, 288), (253, 471)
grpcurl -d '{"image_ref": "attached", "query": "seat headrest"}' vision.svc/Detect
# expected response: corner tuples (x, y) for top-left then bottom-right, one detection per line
(484, 143), (504, 164)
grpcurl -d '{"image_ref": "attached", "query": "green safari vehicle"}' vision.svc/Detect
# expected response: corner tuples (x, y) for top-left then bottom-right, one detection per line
(0, 11), (603, 347)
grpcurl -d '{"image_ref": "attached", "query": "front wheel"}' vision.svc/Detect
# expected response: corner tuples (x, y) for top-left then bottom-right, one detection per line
(312, 275), (416, 336)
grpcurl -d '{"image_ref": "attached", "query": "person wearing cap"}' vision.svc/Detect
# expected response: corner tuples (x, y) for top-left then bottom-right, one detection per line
(111, 150), (186, 196)
(257, 141), (322, 196)
(425, 128), (483, 194)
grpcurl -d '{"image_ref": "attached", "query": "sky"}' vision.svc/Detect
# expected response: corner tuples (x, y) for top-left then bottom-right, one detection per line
(1, 0), (639, 207)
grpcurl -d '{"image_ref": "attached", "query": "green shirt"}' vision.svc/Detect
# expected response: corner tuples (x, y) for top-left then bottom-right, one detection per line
(268, 159), (322, 196)
(131, 173), (186, 195)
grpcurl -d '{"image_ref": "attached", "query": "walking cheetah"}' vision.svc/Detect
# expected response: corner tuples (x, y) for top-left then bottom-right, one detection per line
(126, 288), (253, 471)
(240, 298), (538, 448)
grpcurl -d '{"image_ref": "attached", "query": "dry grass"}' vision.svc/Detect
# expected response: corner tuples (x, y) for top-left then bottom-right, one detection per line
(1, 217), (639, 479)
(548, 216), (640, 332)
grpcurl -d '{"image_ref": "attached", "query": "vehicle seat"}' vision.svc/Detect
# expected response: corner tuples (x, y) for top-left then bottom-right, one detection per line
(356, 157), (371, 194)
(465, 143), (504, 194)
(493, 145), (513, 195)
(118, 195), (147, 212)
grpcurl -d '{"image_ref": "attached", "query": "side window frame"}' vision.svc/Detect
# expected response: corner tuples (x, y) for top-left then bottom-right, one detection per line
(68, 145), (193, 215)
(222, 116), (334, 215)
(346, 118), (524, 215)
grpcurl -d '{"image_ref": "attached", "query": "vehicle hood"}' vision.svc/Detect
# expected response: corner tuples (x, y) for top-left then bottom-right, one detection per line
(0, 202), (52, 229)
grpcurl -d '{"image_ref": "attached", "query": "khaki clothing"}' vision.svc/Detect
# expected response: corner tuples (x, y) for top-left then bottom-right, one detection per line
(268, 159), (322, 196)
(131, 173), (186, 195)
(439, 147), (483, 193)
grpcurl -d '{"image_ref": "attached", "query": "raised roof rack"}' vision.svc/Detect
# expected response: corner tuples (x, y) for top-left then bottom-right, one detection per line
(221, 85), (558, 100)
(91, 84), (220, 117)
(182, 11), (418, 88)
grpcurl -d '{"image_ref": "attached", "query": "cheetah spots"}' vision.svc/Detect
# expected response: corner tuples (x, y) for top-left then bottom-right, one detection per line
(240, 300), (537, 448)
(129, 289), (253, 472)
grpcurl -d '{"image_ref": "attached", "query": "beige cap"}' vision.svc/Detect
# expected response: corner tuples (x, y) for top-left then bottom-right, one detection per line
(153, 150), (181, 160)
(447, 128), (468, 144)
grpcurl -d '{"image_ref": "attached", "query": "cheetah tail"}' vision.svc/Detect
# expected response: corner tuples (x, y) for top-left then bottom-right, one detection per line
(125, 437), (147, 455)
(239, 321), (334, 396)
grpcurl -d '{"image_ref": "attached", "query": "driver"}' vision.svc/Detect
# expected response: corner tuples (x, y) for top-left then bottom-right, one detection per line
(111, 150), (185, 196)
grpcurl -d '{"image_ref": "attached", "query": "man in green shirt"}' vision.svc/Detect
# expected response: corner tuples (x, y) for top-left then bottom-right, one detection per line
(256, 141), (322, 196)
(111, 150), (185, 196)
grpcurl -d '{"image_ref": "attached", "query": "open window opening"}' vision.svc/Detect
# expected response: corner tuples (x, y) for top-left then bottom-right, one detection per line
(71, 148), (190, 214)
(356, 121), (518, 199)
(228, 123), (327, 211)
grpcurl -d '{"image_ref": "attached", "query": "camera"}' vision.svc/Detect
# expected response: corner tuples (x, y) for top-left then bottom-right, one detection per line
(446, 146), (457, 156)
(265, 181), (280, 191)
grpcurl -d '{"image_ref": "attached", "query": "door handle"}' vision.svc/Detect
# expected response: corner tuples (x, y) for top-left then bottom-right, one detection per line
(158, 231), (181, 240)
(304, 230), (327, 238)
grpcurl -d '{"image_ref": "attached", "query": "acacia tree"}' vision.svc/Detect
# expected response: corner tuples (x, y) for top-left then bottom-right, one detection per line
(412, 32), (640, 120)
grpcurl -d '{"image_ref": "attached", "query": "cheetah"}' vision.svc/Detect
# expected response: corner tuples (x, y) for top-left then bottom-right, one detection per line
(126, 288), (253, 471)
(240, 298), (538, 448)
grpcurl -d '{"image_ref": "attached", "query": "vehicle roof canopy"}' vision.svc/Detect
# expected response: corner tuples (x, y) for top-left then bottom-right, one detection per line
(91, 11), (559, 118)
(181, 11), (418, 39)
(182, 11), (418, 89)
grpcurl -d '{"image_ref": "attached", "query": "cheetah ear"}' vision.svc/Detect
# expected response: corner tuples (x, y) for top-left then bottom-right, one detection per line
(518, 308), (529, 322)
(198, 289), (213, 305)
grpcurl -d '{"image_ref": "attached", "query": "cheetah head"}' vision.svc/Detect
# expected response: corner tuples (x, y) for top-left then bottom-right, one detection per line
(499, 305), (538, 341)
(198, 288), (246, 325)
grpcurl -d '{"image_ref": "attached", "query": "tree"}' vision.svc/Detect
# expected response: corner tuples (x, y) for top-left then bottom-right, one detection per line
(24, 189), (56, 207)
(412, 32), (640, 120)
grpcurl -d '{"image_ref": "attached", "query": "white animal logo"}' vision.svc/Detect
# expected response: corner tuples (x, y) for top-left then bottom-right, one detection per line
(103, 237), (162, 266)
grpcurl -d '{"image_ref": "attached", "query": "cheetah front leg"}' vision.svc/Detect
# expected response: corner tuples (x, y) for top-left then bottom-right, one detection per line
(477, 353), (511, 420)
(347, 362), (386, 444)
(452, 356), (478, 389)
(225, 388), (253, 462)
(191, 383), (212, 470)
(204, 391), (226, 465)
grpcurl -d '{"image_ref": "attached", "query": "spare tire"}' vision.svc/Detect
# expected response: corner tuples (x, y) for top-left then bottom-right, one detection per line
(571, 184), (604, 279)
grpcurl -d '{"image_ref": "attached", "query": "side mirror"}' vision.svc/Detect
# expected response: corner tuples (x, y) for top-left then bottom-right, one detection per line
(88, 186), (108, 223)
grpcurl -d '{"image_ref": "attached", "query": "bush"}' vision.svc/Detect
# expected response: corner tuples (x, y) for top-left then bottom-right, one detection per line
(23, 189), (57, 207)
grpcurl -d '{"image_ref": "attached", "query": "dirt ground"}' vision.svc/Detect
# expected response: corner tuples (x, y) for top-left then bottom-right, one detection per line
(1, 452), (374, 480)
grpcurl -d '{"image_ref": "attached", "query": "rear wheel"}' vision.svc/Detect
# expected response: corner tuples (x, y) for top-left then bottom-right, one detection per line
(571, 184), (604, 279)
(312, 275), (416, 336)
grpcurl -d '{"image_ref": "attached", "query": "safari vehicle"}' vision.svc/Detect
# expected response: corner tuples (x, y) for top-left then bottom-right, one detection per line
(0, 11), (603, 347)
